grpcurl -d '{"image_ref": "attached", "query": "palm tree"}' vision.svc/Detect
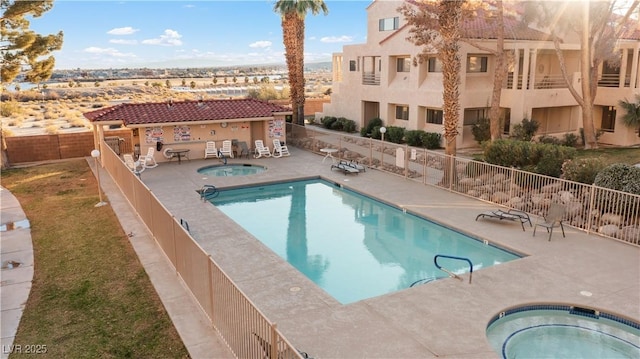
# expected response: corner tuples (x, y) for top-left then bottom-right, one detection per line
(619, 95), (640, 137)
(274, 0), (328, 126)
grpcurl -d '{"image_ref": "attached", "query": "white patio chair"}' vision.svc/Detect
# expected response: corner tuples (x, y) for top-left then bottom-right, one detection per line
(204, 141), (219, 159)
(124, 154), (145, 177)
(219, 140), (234, 158)
(254, 140), (271, 158)
(139, 147), (158, 168)
(272, 139), (290, 158)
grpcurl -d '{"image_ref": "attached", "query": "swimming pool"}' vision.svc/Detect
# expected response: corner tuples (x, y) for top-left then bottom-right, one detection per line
(198, 164), (265, 177)
(486, 305), (640, 358)
(210, 178), (521, 304)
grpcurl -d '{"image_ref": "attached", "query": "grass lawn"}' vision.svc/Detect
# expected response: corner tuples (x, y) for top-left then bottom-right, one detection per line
(1, 159), (189, 358)
(573, 146), (640, 165)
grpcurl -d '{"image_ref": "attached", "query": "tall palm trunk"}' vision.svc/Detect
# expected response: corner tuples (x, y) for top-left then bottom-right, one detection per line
(437, 0), (463, 189)
(294, 15), (306, 125)
(489, 0), (506, 141)
(282, 12), (300, 124)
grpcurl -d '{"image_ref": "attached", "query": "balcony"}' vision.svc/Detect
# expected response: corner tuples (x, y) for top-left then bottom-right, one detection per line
(504, 73), (570, 90)
(363, 72), (380, 86)
(598, 74), (631, 88)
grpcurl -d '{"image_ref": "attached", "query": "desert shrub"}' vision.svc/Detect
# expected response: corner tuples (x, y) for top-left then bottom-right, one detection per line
(45, 125), (59, 135)
(511, 118), (539, 141)
(321, 116), (337, 129)
(537, 135), (561, 145)
(471, 118), (490, 144)
(421, 132), (442, 149)
(405, 130), (424, 147)
(386, 126), (405, 143)
(534, 144), (576, 177)
(339, 118), (356, 132)
(360, 117), (383, 137)
(594, 163), (640, 195)
(1, 100), (22, 117)
(561, 157), (606, 184)
(562, 132), (579, 147)
(483, 139), (575, 177)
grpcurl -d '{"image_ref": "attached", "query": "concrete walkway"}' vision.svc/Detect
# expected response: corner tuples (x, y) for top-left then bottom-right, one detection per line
(0, 186), (33, 359)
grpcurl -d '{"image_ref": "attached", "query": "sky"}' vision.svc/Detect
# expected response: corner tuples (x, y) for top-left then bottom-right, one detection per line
(27, 0), (371, 70)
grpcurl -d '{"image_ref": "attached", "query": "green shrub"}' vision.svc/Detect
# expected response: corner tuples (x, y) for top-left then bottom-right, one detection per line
(360, 117), (383, 137)
(483, 139), (575, 177)
(340, 118), (356, 132)
(561, 157), (606, 184)
(471, 118), (491, 144)
(330, 117), (344, 131)
(594, 163), (640, 195)
(321, 116), (337, 129)
(562, 133), (579, 147)
(538, 135), (561, 145)
(405, 130), (424, 147)
(534, 144), (576, 177)
(421, 132), (442, 149)
(386, 126), (405, 143)
(511, 118), (539, 141)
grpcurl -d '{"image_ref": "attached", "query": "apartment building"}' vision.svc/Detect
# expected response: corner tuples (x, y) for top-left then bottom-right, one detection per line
(320, 0), (640, 148)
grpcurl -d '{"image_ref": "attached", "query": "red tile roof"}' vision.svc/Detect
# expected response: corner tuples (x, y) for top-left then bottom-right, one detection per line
(84, 98), (291, 126)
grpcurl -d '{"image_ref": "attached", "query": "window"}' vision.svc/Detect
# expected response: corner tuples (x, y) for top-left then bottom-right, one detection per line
(349, 60), (356, 72)
(396, 57), (411, 72)
(467, 56), (488, 73)
(463, 108), (490, 126)
(379, 17), (399, 31)
(395, 105), (409, 121)
(428, 57), (442, 72)
(426, 109), (443, 124)
(601, 106), (616, 132)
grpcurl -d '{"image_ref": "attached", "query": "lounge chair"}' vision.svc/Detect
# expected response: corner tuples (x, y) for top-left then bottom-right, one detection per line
(475, 208), (532, 231)
(139, 147), (158, 168)
(254, 140), (271, 158)
(204, 141), (219, 159)
(219, 140), (234, 158)
(331, 160), (360, 175)
(533, 202), (566, 241)
(272, 139), (290, 158)
(124, 154), (145, 177)
(347, 160), (366, 172)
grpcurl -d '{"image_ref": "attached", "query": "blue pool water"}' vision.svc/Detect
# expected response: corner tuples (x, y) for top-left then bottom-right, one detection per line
(210, 179), (520, 304)
(198, 164), (265, 177)
(486, 305), (640, 358)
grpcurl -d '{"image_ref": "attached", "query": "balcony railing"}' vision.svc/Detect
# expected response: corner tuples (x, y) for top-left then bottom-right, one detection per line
(504, 73), (570, 90)
(362, 72), (380, 86)
(598, 74), (631, 88)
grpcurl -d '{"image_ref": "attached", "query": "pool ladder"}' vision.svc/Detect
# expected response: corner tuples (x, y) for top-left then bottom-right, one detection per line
(199, 184), (219, 201)
(434, 254), (473, 284)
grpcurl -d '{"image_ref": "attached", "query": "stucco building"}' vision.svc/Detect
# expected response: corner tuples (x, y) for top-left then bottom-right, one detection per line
(320, 0), (640, 148)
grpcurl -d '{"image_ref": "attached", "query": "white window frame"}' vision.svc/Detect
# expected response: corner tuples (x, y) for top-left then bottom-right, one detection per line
(379, 17), (399, 31)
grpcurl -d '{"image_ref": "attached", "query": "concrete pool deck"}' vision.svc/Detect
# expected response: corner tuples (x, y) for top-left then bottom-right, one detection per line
(107, 146), (639, 358)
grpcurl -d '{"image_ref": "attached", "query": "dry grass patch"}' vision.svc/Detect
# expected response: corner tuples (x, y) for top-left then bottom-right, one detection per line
(1, 160), (189, 358)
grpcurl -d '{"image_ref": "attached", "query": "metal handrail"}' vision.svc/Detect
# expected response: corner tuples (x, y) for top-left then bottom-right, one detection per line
(434, 254), (473, 284)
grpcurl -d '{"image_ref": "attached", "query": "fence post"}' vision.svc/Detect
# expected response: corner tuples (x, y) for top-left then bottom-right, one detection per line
(587, 184), (596, 234)
(423, 148), (427, 185)
(404, 143), (409, 178)
(270, 322), (278, 359)
(368, 137), (373, 167)
(449, 154), (455, 190)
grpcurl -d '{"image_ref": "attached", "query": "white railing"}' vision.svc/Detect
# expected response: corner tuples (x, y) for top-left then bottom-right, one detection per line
(288, 124), (640, 246)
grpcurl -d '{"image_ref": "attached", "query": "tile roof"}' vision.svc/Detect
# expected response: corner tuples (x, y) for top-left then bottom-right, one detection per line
(84, 98), (291, 126)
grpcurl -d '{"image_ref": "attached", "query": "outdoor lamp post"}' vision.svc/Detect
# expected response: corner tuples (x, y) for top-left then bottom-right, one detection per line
(91, 149), (108, 207)
(379, 126), (386, 166)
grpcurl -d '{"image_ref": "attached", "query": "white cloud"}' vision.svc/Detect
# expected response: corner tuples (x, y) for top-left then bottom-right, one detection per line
(107, 26), (139, 35)
(249, 40), (272, 49)
(109, 39), (138, 45)
(320, 35), (354, 43)
(183, 4), (195, 8)
(83, 47), (136, 58)
(142, 29), (183, 46)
